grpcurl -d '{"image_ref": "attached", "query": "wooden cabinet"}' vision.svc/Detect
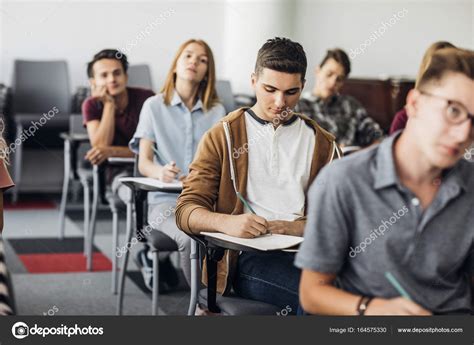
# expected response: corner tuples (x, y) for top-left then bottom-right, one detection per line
(341, 77), (415, 132)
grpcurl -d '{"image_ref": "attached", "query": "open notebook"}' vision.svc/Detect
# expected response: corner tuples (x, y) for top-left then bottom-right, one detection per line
(201, 232), (303, 251)
(119, 177), (182, 189)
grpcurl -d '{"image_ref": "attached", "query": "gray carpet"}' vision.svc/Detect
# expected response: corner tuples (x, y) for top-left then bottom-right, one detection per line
(3, 203), (191, 315)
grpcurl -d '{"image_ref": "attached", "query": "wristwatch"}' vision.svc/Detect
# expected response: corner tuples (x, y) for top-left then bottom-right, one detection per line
(357, 296), (373, 315)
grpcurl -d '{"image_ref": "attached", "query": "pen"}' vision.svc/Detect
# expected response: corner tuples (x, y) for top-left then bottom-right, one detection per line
(384, 271), (412, 300)
(236, 192), (257, 215)
(236, 192), (272, 236)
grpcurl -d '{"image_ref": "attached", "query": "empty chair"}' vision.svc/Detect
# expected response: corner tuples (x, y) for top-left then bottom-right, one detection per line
(11, 60), (71, 203)
(215, 80), (236, 113)
(58, 114), (90, 241)
(127, 64), (153, 90)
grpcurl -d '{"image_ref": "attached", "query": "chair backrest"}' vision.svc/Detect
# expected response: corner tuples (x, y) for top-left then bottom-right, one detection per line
(215, 80), (236, 113)
(127, 64), (153, 90)
(12, 60), (71, 115)
(69, 114), (88, 135)
(69, 114), (91, 180)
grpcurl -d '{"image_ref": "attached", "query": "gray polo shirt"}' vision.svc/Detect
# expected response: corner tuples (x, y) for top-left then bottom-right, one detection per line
(295, 132), (474, 314)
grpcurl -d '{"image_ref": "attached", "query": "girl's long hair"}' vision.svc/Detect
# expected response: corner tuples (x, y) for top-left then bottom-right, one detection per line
(160, 39), (219, 111)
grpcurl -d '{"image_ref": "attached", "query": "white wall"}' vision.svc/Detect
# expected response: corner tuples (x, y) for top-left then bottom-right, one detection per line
(222, 0), (295, 92)
(1, 0), (473, 94)
(295, 0), (474, 90)
(0, 0), (227, 91)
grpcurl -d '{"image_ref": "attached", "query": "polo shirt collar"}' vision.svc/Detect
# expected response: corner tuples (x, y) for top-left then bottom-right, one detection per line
(170, 91), (203, 112)
(373, 131), (402, 190)
(246, 108), (298, 127)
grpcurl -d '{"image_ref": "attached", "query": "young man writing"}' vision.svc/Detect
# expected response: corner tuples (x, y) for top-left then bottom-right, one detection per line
(176, 37), (340, 313)
(297, 47), (474, 315)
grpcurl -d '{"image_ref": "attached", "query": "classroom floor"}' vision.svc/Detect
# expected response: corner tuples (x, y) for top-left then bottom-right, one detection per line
(2, 194), (190, 316)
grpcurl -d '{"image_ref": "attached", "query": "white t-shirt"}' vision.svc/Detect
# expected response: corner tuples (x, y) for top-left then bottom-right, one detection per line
(244, 110), (316, 221)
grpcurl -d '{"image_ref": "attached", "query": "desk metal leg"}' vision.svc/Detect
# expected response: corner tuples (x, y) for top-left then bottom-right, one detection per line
(87, 165), (99, 271)
(187, 239), (199, 315)
(206, 247), (224, 313)
(58, 139), (71, 240)
(111, 210), (119, 294)
(82, 179), (90, 257)
(12, 123), (23, 204)
(125, 199), (133, 251)
(152, 248), (159, 315)
(116, 201), (134, 315)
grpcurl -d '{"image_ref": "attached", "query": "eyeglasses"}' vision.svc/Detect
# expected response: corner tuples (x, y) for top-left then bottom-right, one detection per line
(419, 90), (474, 128)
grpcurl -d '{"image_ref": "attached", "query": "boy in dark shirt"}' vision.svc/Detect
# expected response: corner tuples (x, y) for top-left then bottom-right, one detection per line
(82, 49), (154, 165)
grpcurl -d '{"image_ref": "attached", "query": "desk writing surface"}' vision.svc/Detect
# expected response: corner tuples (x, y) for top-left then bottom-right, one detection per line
(119, 177), (182, 192)
(120, 177), (182, 189)
(201, 232), (303, 251)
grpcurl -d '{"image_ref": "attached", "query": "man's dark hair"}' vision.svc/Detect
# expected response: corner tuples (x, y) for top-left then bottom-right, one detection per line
(319, 48), (351, 77)
(255, 37), (307, 82)
(87, 49), (128, 78)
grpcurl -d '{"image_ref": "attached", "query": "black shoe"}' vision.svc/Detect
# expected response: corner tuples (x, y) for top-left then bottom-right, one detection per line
(159, 256), (179, 289)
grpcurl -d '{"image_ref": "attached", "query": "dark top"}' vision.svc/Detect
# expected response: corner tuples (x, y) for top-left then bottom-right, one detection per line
(82, 87), (155, 146)
(389, 108), (408, 135)
(297, 93), (384, 147)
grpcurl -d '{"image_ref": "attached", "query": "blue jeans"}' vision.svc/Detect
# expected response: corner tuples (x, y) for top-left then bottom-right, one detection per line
(233, 251), (300, 314)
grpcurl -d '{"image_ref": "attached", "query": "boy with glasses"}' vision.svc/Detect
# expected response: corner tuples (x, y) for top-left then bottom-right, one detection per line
(297, 47), (474, 315)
